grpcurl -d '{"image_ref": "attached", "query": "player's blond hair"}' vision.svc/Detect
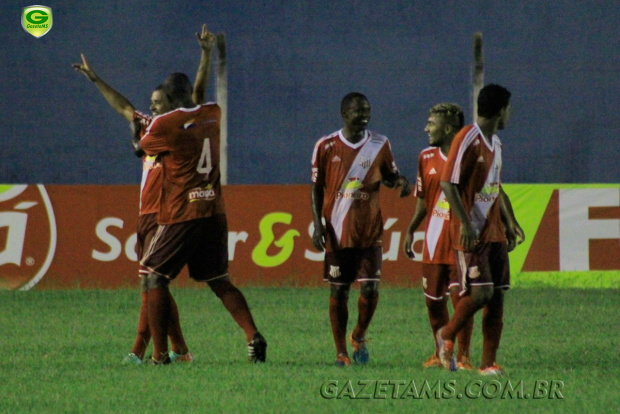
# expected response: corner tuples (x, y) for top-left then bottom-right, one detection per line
(429, 103), (464, 131)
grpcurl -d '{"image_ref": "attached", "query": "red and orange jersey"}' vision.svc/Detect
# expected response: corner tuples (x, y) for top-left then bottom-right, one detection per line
(441, 124), (506, 250)
(312, 129), (399, 251)
(133, 110), (161, 216)
(415, 146), (454, 265)
(140, 103), (225, 224)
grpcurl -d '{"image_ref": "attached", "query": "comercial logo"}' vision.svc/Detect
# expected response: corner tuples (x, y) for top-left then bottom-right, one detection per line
(22, 5), (53, 38)
(0, 185), (57, 290)
(188, 185), (216, 202)
(337, 178), (369, 200)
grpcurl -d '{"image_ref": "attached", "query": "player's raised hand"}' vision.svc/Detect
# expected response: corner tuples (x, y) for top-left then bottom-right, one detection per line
(196, 24), (216, 51)
(72, 53), (98, 82)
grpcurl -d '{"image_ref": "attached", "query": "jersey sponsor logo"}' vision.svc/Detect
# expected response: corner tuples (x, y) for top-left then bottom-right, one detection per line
(329, 265), (341, 279)
(22, 5), (53, 38)
(429, 167), (437, 175)
(336, 178), (369, 200)
(477, 155), (485, 163)
(0, 185), (57, 290)
(332, 155), (341, 163)
(312, 168), (318, 183)
(431, 198), (451, 220)
(188, 185), (216, 202)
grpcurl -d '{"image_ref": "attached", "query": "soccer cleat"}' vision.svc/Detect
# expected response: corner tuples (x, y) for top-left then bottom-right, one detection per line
(479, 362), (505, 376)
(169, 351), (194, 363)
(422, 353), (442, 368)
(335, 353), (351, 367)
(121, 353), (142, 365)
(436, 328), (457, 371)
(457, 356), (475, 371)
(247, 332), (267, 363)
(349, 334), (369, 365)
(149, 354), (171, 365)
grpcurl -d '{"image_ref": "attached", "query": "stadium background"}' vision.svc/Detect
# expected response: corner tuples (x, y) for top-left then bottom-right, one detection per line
(1, 0), (619, 185)
(1, 1), (619, 290)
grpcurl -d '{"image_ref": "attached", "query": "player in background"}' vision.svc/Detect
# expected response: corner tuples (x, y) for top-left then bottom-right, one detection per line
(72, 24), (216, 364)
(137, 72), (267, 365)
(437, 84), (524, 375)
(403, 103), (475, 370)
(311, 92), (411, 366)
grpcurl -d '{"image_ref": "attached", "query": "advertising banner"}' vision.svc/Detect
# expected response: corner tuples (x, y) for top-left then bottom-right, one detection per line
(0, 184), (619, 290)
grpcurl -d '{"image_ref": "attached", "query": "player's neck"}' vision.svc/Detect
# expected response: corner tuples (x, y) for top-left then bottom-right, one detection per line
(476, 118), (498, 143)
(341, 127), (366, 144)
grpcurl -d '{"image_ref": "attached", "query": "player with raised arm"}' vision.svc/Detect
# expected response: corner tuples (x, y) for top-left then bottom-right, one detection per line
(311, 92), (411, 366)
(403, 103), (474, 370)
(72, 24), (216, 364)
(138, 72), (266, 365)
(437, 84), (524, 375)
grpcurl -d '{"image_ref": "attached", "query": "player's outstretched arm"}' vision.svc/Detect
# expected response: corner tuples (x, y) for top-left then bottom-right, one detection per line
(403, 197), (427, 260)
(382, 175), (412, 198)
(192, 24), (216, 105)
(311, 184), (326, 251)
(72, 53), (135, 122)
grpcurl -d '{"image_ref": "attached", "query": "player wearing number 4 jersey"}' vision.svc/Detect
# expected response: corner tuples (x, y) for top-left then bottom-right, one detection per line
(139, 73), (266, 365)
(437, 84), (524, 375)
(311, 92), (411, 366)
(72, 25), (217, 364)
(403, 103), (474, 370)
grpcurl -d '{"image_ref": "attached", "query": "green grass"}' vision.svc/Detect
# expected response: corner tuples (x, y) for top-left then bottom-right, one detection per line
(0, 287), (618, 414)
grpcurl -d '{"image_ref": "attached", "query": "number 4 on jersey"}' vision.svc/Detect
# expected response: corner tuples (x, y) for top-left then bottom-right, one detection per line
(197, 138), (213, 177)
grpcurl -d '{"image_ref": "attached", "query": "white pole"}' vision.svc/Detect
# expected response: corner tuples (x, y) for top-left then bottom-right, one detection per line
(473, 32), (484, 124)
(216, 33), (228, 185)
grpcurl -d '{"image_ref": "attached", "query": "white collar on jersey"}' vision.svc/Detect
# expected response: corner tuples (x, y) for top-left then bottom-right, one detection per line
(474, 123), (498, 151)
(338, 129), (369, 149)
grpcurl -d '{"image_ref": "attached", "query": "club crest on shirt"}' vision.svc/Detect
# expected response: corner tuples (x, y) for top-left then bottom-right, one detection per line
(359, 156), (371, 169)
(329, 265), (341, 279)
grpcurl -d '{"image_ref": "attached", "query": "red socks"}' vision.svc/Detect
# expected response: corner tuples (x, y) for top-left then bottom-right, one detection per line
(329, 296), (349, 355)
(147, 287), (172, 362)
(352, 294), (379, 340)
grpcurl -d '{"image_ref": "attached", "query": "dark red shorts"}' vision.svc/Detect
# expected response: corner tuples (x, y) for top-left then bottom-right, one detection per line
(455, 242), (510, 296)
(421, 263), (459, 301)
(141, 214), (229, 282)
(323, 246), (382, 285)
(137, 213), (158, 277)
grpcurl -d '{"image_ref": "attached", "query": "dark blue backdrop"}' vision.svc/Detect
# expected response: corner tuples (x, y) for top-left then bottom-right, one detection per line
(1, 1), (619, 184)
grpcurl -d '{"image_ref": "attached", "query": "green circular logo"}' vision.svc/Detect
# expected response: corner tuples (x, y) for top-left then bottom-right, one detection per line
(26, 10), (49, 24)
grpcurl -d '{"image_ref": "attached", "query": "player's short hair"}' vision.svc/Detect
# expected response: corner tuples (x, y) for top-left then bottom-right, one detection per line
(429, 103), (464, 131)
(477, 84), (511, 118)
(153, 84), (172, 103)
(341, 92), (369, 113)
(162, 73), (192, 104)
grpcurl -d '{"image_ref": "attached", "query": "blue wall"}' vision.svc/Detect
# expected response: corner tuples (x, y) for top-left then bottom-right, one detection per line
(1, 0), (619, 184)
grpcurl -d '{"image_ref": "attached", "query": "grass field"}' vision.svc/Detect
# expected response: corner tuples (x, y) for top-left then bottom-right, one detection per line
(0, 287), (618, 414)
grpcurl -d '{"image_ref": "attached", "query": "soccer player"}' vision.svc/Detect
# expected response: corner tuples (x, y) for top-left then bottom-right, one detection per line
(437, 84), (524, 375)
(72, 25), (216, 364)
(137, 72), (267, 365)
(403, 103), (475, 370)
(311, 92), (411, 366)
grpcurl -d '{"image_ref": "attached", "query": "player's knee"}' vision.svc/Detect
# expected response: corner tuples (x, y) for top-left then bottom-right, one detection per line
(360, 281), (379, 300)
(207, 276), (234, 297)
(330, 284), (350, 300)
(145, 272), (170, 290)
(425, 296), (446, 309)
(140, 275), (149, 292)
(471, 285), (494, 305)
